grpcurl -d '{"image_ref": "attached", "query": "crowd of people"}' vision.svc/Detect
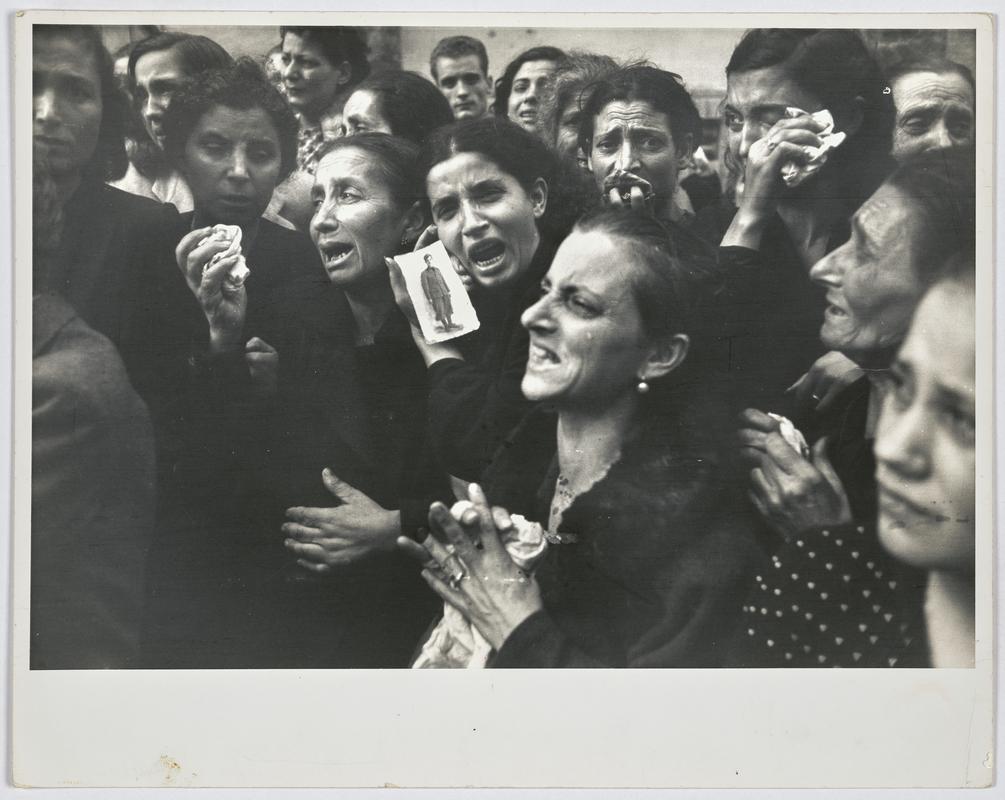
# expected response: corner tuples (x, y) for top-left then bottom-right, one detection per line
(30, 24), (978, 669)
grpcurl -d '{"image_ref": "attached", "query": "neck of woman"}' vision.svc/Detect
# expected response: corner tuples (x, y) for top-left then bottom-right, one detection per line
(925, 569), (975, 668)
(777, 177), (849, 267)
(345, 274), (394, 346)
(556, 393), (638, 495)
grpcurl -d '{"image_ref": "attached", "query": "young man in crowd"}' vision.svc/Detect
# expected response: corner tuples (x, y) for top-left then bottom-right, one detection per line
(429, 35), (493, 120)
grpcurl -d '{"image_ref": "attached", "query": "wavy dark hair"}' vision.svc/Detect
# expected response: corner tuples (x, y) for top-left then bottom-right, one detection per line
(419, 115), (590, 241)
(126, 32), (234, 178)
(726, 28), (895, 200)
(279, 26), (371, 87)
(162, 58), (300, 183)
(350, 71), (454, 145)
(313, 133), (427, 219)
(492, 46), (568, 117)
(34, 25), (128, 182)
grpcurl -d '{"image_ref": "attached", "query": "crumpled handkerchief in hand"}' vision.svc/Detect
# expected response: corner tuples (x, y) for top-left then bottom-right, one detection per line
(411, 507), (548, 669)
(198, 223), (250, 289)
(779, 107), (847, 188)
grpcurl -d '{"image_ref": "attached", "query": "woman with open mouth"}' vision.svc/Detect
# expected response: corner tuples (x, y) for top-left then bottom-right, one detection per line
(734, 147), (975, 668)
(391, 116), (585, 482)
(398, 208), (760, 668)
(875, 253), (976, 668)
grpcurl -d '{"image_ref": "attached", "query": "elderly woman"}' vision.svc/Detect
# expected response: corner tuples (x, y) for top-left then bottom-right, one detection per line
(250, 134), (450, 667)
(577, 64), (702, 223)
(876, 253), (976, 668)
(111, 32), (233, 209)
(399, 208), (759, 668)
(341, 70), (454, 143)
(390, 116), (583, 482)
(701, 28), (896, 413)
(492, 46), (567, 137)
(735, 147), (975, 668)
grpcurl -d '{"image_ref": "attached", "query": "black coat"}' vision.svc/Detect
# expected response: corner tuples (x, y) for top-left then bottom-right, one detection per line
(481, 406), (762, 668)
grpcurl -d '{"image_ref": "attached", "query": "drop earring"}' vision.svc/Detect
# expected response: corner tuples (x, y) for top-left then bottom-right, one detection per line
(636, 377), (650, 394)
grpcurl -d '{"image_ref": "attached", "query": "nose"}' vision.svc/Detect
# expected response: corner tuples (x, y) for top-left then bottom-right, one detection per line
(615, 138), (641, 172)
(521, 290), (556, 333)
(311, 200), (336, 236)
(227, 147), (251, 181)
(930, 120), (956, 150)
(459, 199), (489, 238)
(809, 246), (846, 289)
(34, 88), (57, 124)
(737, 121), (762, 161)
(282, 59), (298, 82)
(143, 93), (163, 121)
(875, 392), (930, 481)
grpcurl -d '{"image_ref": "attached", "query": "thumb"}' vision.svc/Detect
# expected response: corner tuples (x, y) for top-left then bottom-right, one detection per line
(322, 468), (361, 501)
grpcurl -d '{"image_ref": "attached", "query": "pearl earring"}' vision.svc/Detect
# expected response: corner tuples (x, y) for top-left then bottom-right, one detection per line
(637, 378), (650, 394)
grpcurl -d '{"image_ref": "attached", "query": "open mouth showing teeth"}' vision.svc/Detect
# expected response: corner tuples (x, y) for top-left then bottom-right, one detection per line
(467, 240), (506, 271)
(321, 243), (354, 267)
(529, 342), (560, 366)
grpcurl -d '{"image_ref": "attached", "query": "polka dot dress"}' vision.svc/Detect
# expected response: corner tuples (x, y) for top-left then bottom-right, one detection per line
(740, 522), (927, 667)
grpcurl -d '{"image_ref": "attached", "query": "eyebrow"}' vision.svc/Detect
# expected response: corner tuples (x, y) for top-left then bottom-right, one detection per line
(933, 379), (976, 408)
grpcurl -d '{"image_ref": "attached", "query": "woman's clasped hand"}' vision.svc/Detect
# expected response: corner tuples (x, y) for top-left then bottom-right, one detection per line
(398, 483), (544, 652)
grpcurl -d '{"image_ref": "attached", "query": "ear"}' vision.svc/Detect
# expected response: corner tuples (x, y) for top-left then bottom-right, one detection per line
(400, 200), (427, 246)
(641, 333), (690, 383)
(675, 133), (696, 170)
(841, 96), (865, 138)
(529, 176), (549, 220)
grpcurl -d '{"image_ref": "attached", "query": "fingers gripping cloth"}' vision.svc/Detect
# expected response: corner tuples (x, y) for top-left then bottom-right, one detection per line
(412, 506), (549, 669)
(779, 107), (847, 188)
(199, 224), (250, 289)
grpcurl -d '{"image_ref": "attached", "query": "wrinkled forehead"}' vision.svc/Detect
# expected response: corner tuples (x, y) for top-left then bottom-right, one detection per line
(893, 71), (975, 108)
(594, 99), (672, 133)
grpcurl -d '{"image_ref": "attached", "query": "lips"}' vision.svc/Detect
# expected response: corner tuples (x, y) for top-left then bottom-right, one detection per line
(877, 484), (947, 523)
(527, 340), (560, 368)
(824, 294), (849, 317)
(35, 134), (70, 150)
(317, 240), (354, 269)
(466, 239), (507, 274)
